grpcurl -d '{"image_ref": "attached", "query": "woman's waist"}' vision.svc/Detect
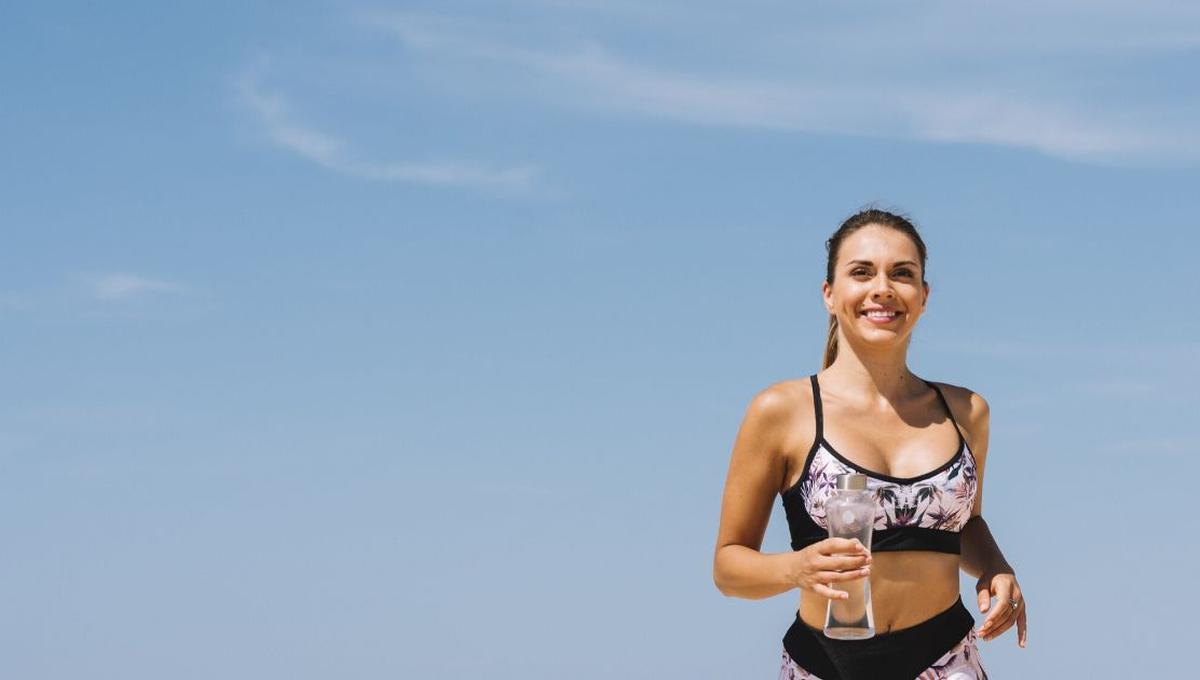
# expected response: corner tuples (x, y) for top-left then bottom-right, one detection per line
(799, 567), (962, 633)
(785, 595), (976, 680)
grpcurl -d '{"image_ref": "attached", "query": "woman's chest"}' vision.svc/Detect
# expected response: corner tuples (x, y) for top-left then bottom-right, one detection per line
(801, 445), (977, 533)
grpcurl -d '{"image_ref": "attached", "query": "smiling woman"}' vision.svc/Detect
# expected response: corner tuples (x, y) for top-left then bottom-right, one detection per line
(712, 206), (1026, 679)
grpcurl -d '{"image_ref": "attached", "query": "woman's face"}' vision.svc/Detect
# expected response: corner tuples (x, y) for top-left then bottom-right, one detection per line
(822, 224), (929, 343)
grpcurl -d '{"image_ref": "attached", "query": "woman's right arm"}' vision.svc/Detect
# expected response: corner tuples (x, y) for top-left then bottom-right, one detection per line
(712, 385), (871, 600)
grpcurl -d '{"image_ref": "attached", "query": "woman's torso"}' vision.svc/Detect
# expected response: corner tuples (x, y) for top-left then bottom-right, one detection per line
(776, 372), (975, 633)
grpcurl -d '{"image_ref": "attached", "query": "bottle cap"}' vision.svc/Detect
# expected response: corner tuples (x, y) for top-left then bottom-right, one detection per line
(836, 473), (868, 490)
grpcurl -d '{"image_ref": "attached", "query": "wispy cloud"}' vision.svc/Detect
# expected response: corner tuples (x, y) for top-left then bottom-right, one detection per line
(363, 7), (1200, 165)
(235, 69), (540, 191)
(90, 273), (185, 301)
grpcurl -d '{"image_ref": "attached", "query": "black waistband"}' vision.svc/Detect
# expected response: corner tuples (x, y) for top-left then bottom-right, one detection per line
(782, 597), (975, 680)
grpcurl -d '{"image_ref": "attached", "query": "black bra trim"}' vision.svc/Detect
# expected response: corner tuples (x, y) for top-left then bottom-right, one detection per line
(808, 373), (966, 485)
(788, 374), (825, 497)
(789, 526), (962, 554)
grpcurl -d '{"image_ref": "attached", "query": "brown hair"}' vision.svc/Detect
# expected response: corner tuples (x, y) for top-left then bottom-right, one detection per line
(822, 204), (929, 369)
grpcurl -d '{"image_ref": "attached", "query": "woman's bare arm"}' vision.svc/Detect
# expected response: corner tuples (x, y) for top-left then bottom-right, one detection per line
(960, 517), (1013, 579)
(956, 390), (1015, 578)
(713, 385), (798, 599)
(954, 387), (1027, 645)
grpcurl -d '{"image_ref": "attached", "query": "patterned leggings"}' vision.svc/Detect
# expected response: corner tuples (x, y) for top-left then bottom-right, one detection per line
(779, 626), (988, 680)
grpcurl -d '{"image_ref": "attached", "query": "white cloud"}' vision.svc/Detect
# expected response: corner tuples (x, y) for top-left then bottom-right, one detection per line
(235, 70), (540, 191)
(90, 273), (185, 301)
(362, 7), (1200, 166)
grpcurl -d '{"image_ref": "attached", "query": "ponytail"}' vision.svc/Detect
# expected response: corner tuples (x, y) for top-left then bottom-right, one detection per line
(821, 314), (839, 369)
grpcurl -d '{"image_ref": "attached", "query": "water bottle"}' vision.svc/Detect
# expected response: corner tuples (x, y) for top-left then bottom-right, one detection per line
(823, 473), (876, 640)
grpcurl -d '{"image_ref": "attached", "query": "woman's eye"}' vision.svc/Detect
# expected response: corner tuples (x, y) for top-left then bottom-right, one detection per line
(851, 268), (912, 277)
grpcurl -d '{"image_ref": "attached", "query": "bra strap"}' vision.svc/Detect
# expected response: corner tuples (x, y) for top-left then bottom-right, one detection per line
(924, 380), (965, 444)
(809, 374), (824, 443)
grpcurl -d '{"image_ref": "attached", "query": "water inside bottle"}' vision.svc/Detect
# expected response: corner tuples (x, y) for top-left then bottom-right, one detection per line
(823, 492), (876, 639)
(824, 574), (874, 639)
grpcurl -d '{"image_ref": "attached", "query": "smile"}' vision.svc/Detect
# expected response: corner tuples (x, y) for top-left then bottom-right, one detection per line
(861, 311), (902, 324)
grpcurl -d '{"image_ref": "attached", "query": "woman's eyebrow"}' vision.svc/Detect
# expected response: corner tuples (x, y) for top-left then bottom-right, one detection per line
(846, 259), (920, 267)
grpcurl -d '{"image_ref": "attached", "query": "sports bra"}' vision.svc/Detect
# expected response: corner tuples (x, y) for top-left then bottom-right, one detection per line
(780, 374), (978, 554)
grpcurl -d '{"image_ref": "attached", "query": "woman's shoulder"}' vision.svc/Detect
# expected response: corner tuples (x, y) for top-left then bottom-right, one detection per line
(747, 377), (814, 417)
(742, 377), (817, 455)
(925, 378), (990, 450)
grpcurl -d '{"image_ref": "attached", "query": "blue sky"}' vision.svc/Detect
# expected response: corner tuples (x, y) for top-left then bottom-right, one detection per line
(2, 1), (1197, 677)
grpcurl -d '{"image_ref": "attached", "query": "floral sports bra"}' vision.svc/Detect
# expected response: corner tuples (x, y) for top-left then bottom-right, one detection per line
(780, 374), (978, 554)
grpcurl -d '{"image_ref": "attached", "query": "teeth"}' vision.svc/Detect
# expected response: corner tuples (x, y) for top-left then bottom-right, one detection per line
(865, 310), (898, 317)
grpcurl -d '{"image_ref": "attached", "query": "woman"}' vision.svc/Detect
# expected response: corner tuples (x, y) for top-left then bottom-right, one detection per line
(712, 208), (1027, 679)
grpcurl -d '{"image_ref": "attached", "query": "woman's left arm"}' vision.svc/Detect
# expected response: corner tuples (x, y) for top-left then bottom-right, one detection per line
(957, 389), (1028, 648)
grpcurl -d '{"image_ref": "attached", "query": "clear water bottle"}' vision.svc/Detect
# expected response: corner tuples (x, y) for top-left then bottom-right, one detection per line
(823, 473), (876, 640)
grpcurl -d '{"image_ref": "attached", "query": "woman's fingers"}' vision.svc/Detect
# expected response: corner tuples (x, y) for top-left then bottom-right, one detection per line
(977, 592), (1013, 639)
(822, 537), (869, 555)
(990, 602), (1022, 641)
(813, 582), (851, 600)
(978, 605), (1013, 640)
(819, 552), (872, 571)
(978, 584), (1022, 641)
(1016, 603), (1027, 648)
(976, 586), (991, 613)
(815, 567), (871, 582)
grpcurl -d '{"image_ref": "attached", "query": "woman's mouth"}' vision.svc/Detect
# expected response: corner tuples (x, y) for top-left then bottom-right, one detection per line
(861, 310), (902, 324)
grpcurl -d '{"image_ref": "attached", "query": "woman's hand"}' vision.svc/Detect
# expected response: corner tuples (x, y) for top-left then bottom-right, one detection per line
(975, 570), (1027, 647)
(789, 537), (872, 599)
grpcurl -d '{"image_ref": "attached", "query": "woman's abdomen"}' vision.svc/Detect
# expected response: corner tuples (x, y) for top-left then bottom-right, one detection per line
(798, 552), (961, 633)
